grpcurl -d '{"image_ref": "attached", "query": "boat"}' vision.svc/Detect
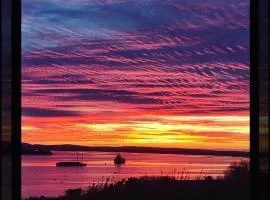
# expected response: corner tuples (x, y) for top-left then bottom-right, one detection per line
(56, 153), (87, 167)
(114, 154), (125, 165)
(56, 161), (87, 167)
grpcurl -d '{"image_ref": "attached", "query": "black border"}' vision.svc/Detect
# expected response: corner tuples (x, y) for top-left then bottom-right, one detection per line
(250, 0), (260, 199)
(12, 0), (21, 199)
(10, 0), (262, 199)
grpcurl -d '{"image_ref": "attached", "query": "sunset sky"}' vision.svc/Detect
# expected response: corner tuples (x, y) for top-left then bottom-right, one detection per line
(22, 0), (249, 151)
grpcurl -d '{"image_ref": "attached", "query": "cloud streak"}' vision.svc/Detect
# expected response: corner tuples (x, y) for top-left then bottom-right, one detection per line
(22, 0), (249, 150)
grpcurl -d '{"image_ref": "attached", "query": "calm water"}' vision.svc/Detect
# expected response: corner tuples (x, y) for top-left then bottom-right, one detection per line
(22, 151), (248, 198)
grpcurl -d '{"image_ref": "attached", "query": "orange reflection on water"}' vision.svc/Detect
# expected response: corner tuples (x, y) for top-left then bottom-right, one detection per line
(22, 151), (248, 198)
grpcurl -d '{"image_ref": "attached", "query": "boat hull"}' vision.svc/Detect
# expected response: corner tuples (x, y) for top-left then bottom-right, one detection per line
(114, 158), (125, 165)
(56, 162), (87, 167)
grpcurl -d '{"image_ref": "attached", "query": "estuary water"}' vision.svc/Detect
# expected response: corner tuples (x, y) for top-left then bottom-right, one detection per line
(22, 151), (248, 198)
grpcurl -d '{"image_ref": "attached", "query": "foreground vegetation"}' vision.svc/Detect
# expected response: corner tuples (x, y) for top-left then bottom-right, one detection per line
(25, 161), (249, 200)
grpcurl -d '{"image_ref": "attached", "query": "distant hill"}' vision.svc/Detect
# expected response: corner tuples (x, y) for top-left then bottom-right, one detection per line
(26, 143), (249, 158)
(1, 142), (53, 155)
(1, 142), (250, 157)
(21, 143), (53, 155)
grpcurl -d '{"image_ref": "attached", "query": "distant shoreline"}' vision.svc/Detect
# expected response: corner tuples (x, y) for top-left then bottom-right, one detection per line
(25, 143), (249, 158)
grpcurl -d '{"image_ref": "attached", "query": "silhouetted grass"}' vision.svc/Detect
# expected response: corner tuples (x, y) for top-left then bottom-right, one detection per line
(24, 161), (249, 200)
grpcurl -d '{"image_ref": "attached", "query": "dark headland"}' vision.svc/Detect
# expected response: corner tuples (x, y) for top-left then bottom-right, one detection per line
(21, 143), (53, 155)
(1, 142), (53, 155)
(23, 143), (249, 157)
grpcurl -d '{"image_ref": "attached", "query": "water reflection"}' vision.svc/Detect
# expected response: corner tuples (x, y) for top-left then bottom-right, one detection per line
(22, 151), (248, 198)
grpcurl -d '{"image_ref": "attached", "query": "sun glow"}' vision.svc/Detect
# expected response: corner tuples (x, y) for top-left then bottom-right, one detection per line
(22, 0), (249, 152)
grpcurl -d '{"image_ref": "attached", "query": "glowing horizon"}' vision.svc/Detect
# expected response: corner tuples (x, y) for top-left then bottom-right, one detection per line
(22, 0), (250, 151)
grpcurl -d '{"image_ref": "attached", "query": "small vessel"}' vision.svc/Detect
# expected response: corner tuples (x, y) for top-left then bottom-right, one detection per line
(56, 153), (87, 167)
(114, 154), (125, 165)
(56, 161), (86, 167)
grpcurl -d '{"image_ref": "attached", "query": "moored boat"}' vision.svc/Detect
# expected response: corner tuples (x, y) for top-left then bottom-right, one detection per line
(56, 153), (87, 167)
(56, 161), (87, 167)
(114, 154), (125, 165)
